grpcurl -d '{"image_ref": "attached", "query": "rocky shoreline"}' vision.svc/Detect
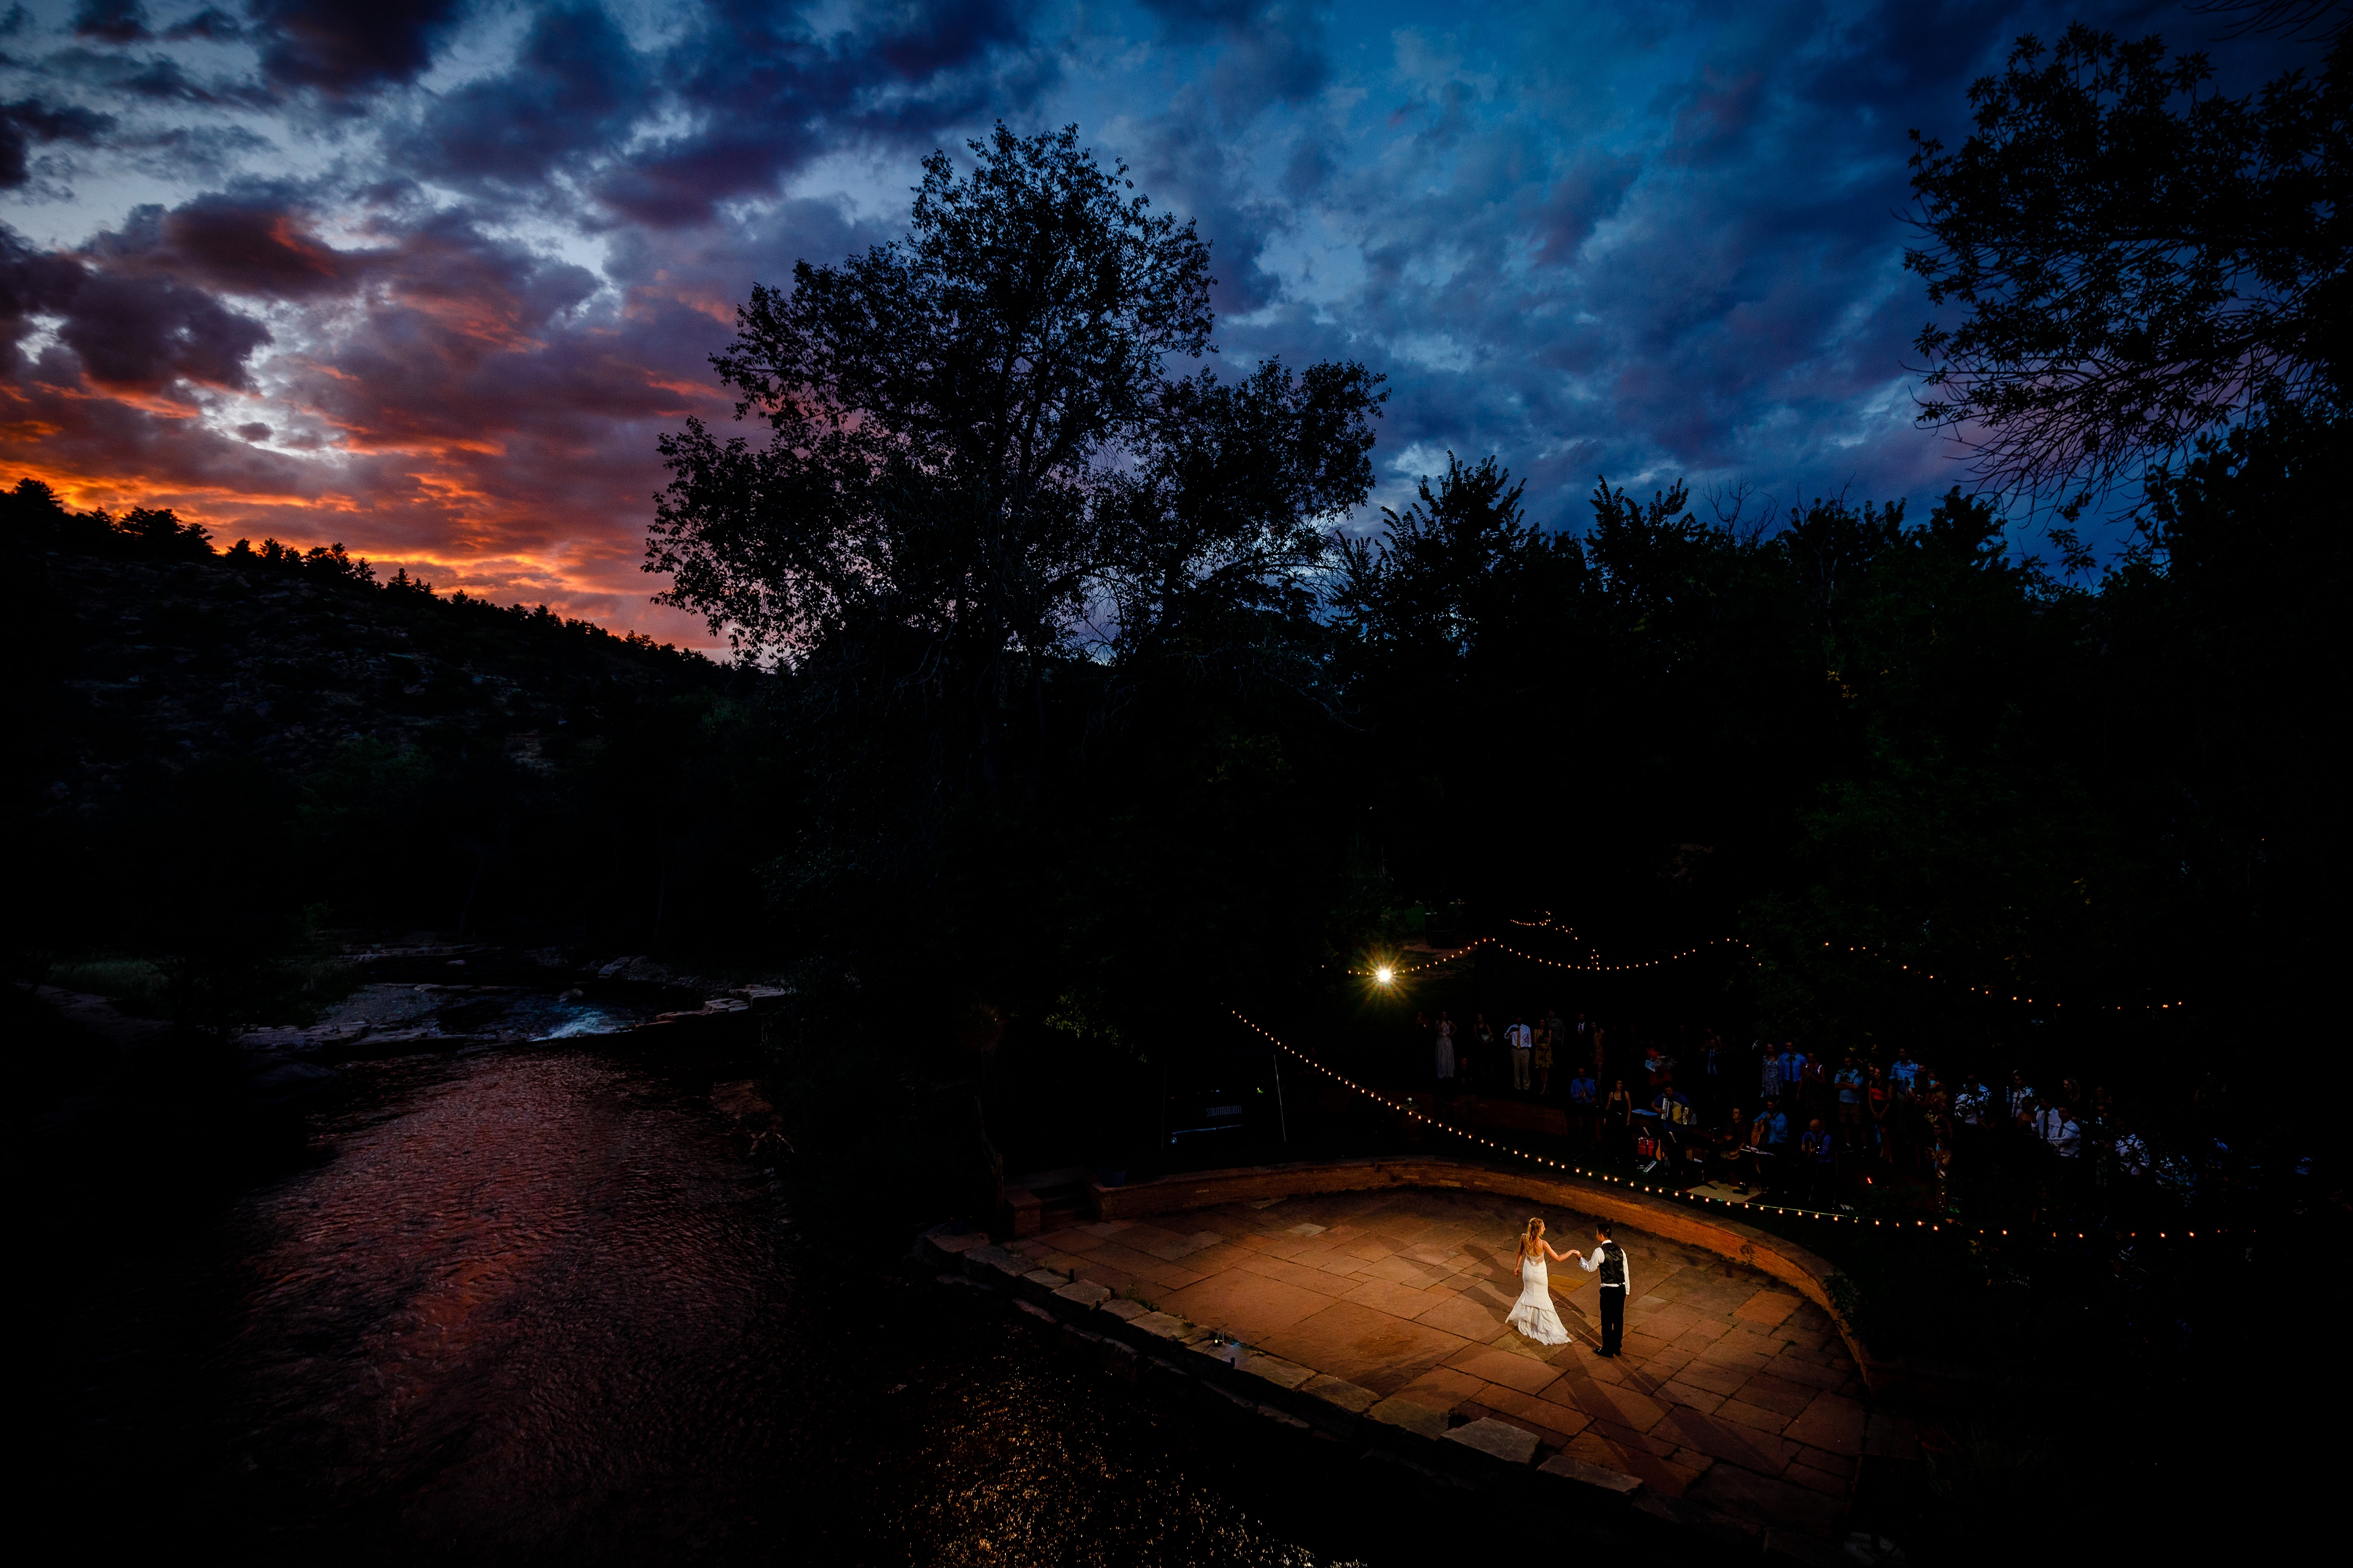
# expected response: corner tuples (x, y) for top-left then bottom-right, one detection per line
(17, 944), (792, 1132)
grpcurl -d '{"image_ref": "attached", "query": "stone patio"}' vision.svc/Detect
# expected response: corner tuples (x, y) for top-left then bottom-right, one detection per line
(1010, 1185), (1867, 1535)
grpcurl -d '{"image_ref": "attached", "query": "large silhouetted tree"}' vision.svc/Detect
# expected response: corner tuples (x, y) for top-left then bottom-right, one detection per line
(1905, 24), (2346, 517)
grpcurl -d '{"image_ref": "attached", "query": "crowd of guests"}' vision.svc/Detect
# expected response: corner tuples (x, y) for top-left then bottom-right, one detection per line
(1421, 1006), (2145, 1212)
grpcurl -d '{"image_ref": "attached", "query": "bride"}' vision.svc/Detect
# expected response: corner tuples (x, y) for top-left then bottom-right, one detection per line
(1506, 1216), (1573, 1346)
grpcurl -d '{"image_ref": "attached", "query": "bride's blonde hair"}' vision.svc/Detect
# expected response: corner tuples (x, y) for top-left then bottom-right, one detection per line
(1519, 1216), (1545, 1259)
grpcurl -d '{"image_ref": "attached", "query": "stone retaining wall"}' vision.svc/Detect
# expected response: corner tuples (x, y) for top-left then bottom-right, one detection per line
(1082, 1155), (1892, 1396)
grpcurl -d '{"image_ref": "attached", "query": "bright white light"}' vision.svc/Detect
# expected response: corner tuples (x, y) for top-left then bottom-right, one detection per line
(1374, 966), (1394, 984)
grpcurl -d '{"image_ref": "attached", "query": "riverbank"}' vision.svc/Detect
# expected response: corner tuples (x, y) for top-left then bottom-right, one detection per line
(26, 1019), (1652, 1566)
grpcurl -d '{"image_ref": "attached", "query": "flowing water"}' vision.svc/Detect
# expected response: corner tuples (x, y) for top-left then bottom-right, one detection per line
(32, 1041), (1365, 1566)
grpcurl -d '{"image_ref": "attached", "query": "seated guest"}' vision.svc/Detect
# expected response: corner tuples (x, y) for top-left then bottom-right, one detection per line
(1713, 1106), (1751, 1190)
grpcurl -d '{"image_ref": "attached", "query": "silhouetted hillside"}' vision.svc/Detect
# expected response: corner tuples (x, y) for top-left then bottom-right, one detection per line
(5, 479), (787, 1030)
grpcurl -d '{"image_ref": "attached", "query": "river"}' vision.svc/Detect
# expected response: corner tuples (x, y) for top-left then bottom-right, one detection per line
(30, 1038), (1365, 1565)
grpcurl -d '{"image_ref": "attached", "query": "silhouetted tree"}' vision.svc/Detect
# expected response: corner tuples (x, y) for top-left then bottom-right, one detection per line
(1906, 24), (2346, 516)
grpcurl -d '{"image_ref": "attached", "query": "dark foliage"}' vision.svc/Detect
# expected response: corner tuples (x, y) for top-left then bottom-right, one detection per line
(2, 476), (774, 1032)
(1906, 25), (2347, 518)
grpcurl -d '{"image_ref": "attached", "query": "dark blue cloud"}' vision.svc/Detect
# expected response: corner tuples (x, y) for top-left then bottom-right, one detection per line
(71, 0), (149, 44)
(401, 4), (646, 188)
(1, 94), (112, 185)
(249, 0), (467, 95)
(599, 0), (1052, 226)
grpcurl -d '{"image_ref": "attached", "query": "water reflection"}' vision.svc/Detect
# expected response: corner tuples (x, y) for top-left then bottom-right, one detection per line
(41, 1044), (1365, 1565)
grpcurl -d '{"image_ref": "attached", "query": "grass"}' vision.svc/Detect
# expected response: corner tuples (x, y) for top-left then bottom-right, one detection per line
(40, 958), (171, 1016)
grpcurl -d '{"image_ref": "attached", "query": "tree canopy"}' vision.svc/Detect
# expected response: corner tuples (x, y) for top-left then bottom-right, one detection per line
(1906, 24), (2347, 518)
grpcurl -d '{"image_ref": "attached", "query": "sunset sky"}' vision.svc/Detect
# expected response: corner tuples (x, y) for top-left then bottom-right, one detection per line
(1, 1), (2316, 645)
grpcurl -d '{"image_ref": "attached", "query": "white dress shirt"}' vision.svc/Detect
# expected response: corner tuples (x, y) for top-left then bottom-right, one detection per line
(1577, 1242), (1632, 1294)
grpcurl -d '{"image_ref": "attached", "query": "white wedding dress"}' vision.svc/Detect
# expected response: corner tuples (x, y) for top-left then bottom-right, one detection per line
(1507, 1253), (1571, 1346)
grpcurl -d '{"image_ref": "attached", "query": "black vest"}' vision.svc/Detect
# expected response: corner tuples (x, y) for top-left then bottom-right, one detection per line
(1597, 1241), (1625, 1287)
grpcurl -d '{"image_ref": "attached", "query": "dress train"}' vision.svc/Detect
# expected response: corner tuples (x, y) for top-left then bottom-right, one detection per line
(1507, 1255), (1571, 1346)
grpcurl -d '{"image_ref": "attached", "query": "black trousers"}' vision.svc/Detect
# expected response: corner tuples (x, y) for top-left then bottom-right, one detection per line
(1597, 1286), (1625, 1354)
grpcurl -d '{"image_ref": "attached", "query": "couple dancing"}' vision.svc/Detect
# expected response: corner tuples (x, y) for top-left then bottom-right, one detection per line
(1507, 1216), (1630, 1356)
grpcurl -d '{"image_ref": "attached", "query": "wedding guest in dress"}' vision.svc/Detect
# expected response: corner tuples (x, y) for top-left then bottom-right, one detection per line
(1505, 1217), (1574, 1346)
(1434, 1012), (1457, 1093)
(1568, 1223), (1632, 1356)
(1533, 1018), (1556, 1096)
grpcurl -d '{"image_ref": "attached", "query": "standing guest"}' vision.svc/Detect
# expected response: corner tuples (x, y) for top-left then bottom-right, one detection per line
(1434, 1012), (1457, 1089)
(2003, 1069), (2036, 1124)
(1800, 1050), (1830, 1122)
(1800, 1117), (1837, 1206)
(1752, 1099), (1792, 1196)
(1567, 1223), (1632, 1356)
(1533, 1018), (1556, 1096)
(1890, 1046), (1921, 1095)
(1867, 1066), (1893, 1158)
(1644, 1042), (1667, 1088)
(2037, 1101), (2082, 1159)
(1760, 1043), (1785, 1105)
(1468, 1013), (1494, 1090)
(1921, 1075), (1952, 1157)
(1507, 1014), (1534, 1092)
(1953, 1074), (1991, 1128)
(1700, 1031), (1723, 1109)
(1602, 1078), (1635, 1146)
(1776, 1042), (1806, 1098)
(1591, 1024), (1608, 1077)
(1568, 1065), (1599, 1149)
(1544, 1006), (1566, 1065)
(1835, 1055), (1867, 1145)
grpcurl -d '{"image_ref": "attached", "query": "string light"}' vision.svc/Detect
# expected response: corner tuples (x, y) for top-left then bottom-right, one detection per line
(1225, 1009), (2233, 1243)
(1819, 940), (2188, 1014)
(1487, 915), (2189, 1012)
(1490, 936), (1747, 973)
(1341, 937), (1494, 979)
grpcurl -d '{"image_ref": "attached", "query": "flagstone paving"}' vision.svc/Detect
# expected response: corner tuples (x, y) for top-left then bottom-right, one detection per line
(1012, 1186), (1865, 1534)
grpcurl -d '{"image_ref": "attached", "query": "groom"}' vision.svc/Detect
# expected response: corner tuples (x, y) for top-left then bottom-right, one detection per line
(1570, 1221), (1630, 1356)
